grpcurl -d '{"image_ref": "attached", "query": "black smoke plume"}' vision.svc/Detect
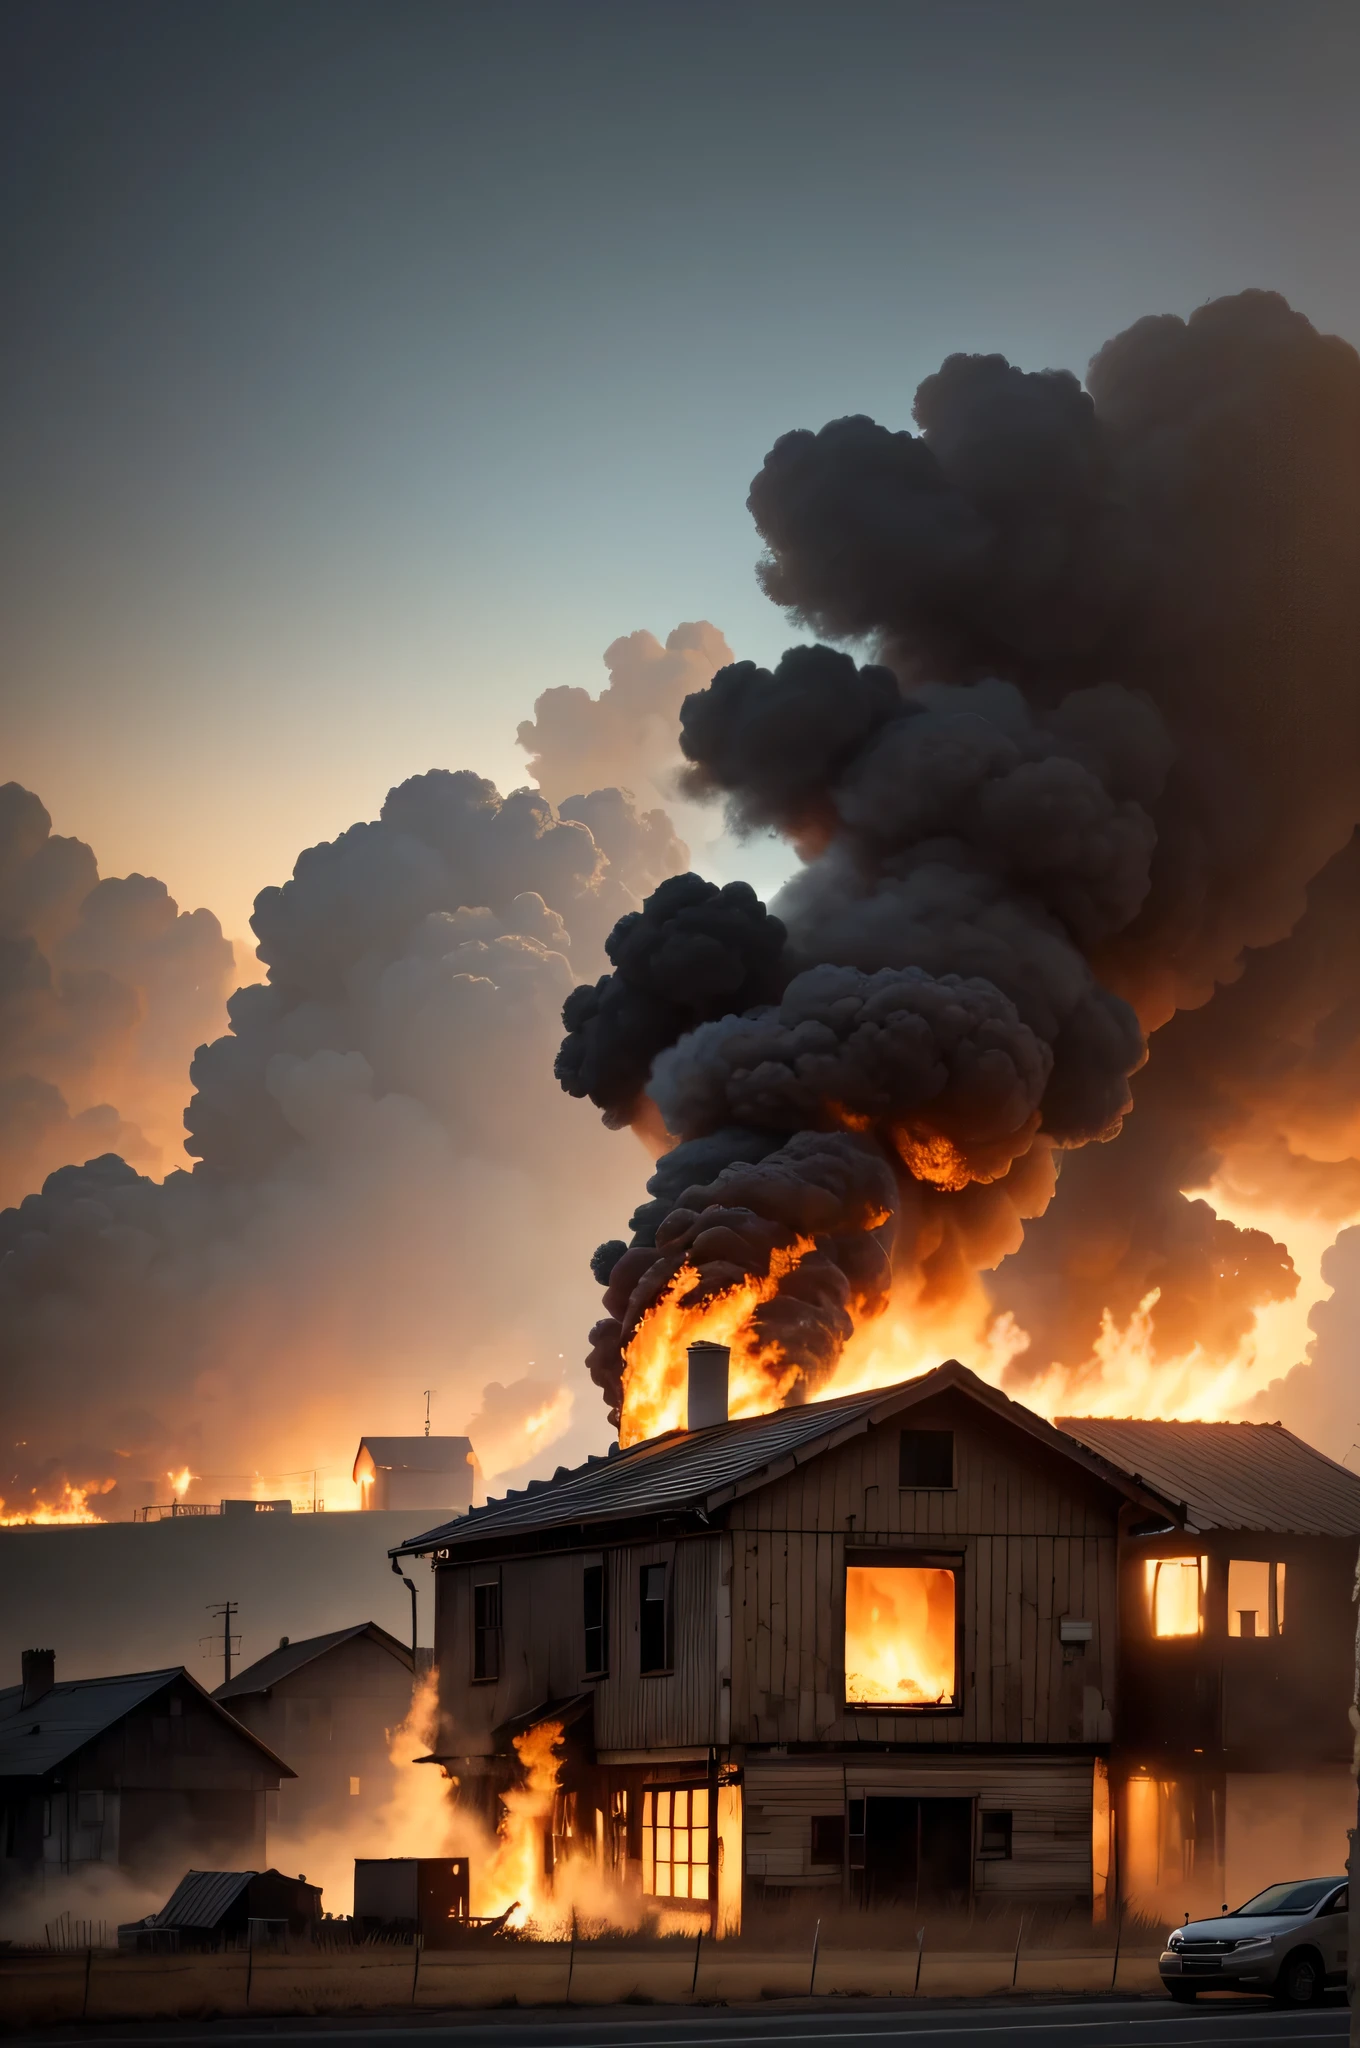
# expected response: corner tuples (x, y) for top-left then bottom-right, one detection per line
(561, 291), (1360, 1427)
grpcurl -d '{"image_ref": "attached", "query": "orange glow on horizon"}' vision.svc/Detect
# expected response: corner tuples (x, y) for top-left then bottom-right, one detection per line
(0, 1480), (114, 1526)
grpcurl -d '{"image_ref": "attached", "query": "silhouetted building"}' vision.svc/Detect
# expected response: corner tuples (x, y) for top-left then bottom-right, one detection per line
(0, 1653), (292, 1897)
(214, 1622), (415, 1831)
(119, 1866), (321, 1950)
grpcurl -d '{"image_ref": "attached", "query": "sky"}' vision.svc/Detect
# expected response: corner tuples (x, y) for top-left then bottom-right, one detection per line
(6, 0), (1360, 944)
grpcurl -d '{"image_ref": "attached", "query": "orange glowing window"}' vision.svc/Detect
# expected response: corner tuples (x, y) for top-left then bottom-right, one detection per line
(1228, 1559), (1285, 1637)
(1144, 1556), (1205, 1637)
(641, 1784), (710, 1901)
(844, 1563), (957, 1707)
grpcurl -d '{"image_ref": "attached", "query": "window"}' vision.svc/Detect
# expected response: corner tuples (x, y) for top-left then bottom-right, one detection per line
(640, 1562), (669, 1673)
(1228, 1559), (1285, 1637)
(979, 1810), (1012, 1860)
(76, 1791), (103, 1827)
(844, 1562), (957, 1706)
(811, 1815), (845, 1865)
(583, 1561), (608, 1674)
(1145, 1555), (1205, 1637)
(848, 1799), (866, 1872)
(642, 1786), (709, 1900)
(473, 1577), (502, 1680)
(899, 1429), (954, 1488)
(349, 1777), (361, 1797)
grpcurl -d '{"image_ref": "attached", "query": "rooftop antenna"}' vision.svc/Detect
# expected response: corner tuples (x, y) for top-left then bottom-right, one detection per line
(422, 1389), (435, 1438)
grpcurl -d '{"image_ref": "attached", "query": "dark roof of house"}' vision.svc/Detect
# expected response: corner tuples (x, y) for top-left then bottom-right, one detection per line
(1057, 1416), (1360, 1536)
(213, 1621), (411, 1703)
(393, 1360), (1181, 1558)
(0, 1667), (295, 1781)
(353, 1436), (473, 1479)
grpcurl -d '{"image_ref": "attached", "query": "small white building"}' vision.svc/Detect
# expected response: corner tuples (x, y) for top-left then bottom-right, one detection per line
(352, 1436), (476, 1515)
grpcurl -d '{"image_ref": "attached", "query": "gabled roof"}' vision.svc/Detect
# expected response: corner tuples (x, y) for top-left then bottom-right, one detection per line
(393, 1361), (1181, 1558)
(353, 1436), (473, 1480)
(1057, 1416), (1360, 1536)
(213, 1621), (411, 1702)
(0, 1666), (295, 1780)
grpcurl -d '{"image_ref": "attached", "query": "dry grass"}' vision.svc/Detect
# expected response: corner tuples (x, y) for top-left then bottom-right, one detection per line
(0, 1937), (1166, 2028)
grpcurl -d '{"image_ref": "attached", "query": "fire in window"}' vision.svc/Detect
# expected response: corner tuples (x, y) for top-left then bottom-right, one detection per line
(1228, 1559), (1285, 1637)
(1145, 1556), (1205, 1637)
(642, 1785), (710, 1900)
(844, 1564), (956, 1706)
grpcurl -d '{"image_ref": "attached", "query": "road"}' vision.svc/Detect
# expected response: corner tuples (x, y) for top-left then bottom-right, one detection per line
(21, 1995), (1350, 2048)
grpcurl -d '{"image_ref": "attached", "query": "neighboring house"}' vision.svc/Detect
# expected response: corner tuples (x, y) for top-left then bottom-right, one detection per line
(1058, 1415), (1360, 1919)
(394, 1357), (1183, 1929)
(213, 1623), (415, 1832)
(0, 1652), (292, 1895)
(354, 1437), (477, 1515)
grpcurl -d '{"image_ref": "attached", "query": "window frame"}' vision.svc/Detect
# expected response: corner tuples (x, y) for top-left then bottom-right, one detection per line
(641, 1781), (711, 1903)
(1227, 1557), (1286, 1639)
(898, 1428), (956, 1489)
(1144, 1554), (1207, 1639)
(583, 1557), (609, 1677)
(842, 1546), (963, 1714)
(979, 1808), (1013, 1860)
(472, 1572), (503, 1683)
(639, 1560), (671, 1676)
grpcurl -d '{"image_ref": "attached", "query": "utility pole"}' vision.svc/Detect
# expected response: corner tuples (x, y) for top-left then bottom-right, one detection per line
(422, 1389), (434, 1438)
(205, 1601), (240, 1687)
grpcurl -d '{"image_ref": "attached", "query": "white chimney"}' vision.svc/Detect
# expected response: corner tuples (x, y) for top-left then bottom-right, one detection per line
(686, 1342), (730, 1428)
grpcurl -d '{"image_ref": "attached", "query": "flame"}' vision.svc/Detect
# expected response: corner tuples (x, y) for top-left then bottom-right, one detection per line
(475, 1718), (565, 1928)
(844, 1562), (957, 1705)
(618, 1237), (816, 1447)
(167, 1465), (194, 1500)
(891, 1127), (973, 1192)
(0, 1480), (113, 1526)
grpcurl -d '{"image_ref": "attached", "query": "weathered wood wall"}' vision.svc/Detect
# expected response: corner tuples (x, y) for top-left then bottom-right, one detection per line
(728, 1393), (1118, 1748)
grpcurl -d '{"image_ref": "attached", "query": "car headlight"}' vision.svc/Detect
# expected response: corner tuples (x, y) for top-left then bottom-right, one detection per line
(1233, 1935), (1273, 1952)
(1167, 1933), (1183, 1949)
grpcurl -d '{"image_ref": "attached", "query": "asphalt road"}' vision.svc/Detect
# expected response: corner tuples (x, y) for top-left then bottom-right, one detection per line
(21, 1996), (1351, 2048)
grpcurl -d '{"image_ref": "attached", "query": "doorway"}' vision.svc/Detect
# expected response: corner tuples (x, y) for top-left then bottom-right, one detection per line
(863, 1796), (972, 1909)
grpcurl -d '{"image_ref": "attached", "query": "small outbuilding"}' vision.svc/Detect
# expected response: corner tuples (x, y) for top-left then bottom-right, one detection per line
(119, 1866), (322, 1950)
(353, 1437), (476, 1515)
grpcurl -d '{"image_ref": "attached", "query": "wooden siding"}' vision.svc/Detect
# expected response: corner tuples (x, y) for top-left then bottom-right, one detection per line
(728, 1396), (1118, 1747)
(434, 1537), (723, 1757)
(744, 1754), (1095, 1898)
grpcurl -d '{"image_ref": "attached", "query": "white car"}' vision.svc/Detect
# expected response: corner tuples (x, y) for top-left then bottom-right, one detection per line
(1160, 1876), (1348, 2005)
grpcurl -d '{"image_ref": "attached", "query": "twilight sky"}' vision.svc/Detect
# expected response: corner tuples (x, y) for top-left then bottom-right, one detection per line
(6, 0), (1360, 943)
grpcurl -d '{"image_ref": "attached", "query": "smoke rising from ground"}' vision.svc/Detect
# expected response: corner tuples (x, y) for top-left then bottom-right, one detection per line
(2, 662), (713, 1512)
(561, 291), (1360, 1429)
(0, 783), (235, 1207)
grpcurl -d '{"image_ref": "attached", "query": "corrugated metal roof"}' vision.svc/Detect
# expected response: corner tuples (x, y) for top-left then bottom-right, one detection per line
(155, 1869), (255, 1930)
(395, 1361), (1179, 1558)
(1057, 1417), (1360, 1535)
(214, 1621), (410, 1702)
(0, 1666), (297, 1781)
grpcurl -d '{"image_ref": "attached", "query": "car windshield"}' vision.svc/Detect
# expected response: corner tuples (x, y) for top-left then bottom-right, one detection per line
(1231, 1879), (1343, 1917)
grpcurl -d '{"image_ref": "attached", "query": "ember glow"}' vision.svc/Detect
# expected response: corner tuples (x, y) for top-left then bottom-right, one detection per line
(0, 1480), (113, 1526)
(618, 1238), (816, 1447)
(844, 1563), (957, 1707)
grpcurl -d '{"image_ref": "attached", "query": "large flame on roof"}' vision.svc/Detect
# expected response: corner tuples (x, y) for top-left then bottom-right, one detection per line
(618, 1237), (816, 1447)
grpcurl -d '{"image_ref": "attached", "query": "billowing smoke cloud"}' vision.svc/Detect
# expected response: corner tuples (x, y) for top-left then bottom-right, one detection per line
(0, 763), (677, 1517)
(0, 782), (235, 1206)
(518, 621), (733, 816)
(561, 291), (1360, 1430)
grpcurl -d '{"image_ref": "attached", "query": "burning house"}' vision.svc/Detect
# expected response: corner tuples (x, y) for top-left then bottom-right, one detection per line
(1058, 1416), (1360, 1919)
(395, 1352), (1186, 1927)
(394, 1350), (1360, 1930)
(354, 1437), (477, 1516)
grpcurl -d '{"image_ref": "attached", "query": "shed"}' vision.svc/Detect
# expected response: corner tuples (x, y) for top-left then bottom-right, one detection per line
(119, 1866), (321, 1949)
(353, 1437), (476, 1515)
